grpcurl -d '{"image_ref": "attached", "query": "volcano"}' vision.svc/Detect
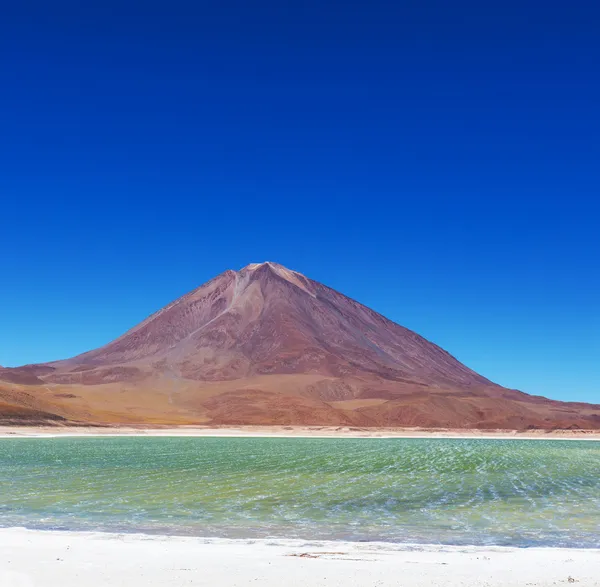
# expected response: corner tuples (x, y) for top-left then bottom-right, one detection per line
(1, 262), (599, 429)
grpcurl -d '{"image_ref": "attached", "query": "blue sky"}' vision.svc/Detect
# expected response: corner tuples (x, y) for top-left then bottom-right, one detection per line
(1, 1), (598, 402)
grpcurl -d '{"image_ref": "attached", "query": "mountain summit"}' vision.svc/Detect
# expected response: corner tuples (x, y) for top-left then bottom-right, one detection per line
(1, 262), (599, 428)
(53, 261), (491, 388)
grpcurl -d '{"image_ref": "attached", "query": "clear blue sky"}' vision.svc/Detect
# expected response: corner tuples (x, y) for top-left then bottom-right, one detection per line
(1, 1), (598, 402)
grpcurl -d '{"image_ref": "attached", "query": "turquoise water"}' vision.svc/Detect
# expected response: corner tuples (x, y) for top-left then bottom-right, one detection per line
(0, 437), (599, 547)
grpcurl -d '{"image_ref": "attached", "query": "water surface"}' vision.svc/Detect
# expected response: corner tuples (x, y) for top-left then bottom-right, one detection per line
(1, 437), (599, 547)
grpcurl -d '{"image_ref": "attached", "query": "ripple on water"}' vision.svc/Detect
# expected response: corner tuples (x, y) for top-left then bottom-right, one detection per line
(0, 437), (599, 547)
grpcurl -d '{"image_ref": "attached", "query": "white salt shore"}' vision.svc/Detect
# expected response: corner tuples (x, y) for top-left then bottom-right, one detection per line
(1, 425), (600, 440)
(1, 528), (599, 587)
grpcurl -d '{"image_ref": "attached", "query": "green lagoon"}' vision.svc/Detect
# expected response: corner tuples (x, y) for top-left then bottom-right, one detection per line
(1, 437), (599, 547)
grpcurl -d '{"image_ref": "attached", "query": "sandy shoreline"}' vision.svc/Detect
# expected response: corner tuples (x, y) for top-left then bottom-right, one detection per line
(1, 424), (600, 440)
(1, 528), (598, 587)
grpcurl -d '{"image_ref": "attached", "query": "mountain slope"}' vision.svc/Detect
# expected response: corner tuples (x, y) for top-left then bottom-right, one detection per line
(1, 262), (599, 429)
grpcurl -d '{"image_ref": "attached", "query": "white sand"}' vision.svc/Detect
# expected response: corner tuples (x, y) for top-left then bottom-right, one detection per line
(0, 528), (598, 587)
(1, 425), (600, 440)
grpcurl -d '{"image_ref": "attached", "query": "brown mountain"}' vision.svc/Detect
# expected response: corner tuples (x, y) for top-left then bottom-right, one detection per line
(1, 262), (599, 429)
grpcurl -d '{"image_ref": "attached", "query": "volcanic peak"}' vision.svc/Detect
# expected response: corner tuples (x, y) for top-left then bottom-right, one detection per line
(2, 261), (599, 429)
(238, 262), (315, 297)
